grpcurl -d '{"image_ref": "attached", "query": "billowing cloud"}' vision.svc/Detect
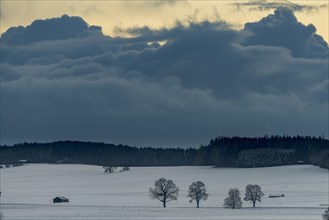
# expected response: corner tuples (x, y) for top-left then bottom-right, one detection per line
(0, 9), (328, 147)
(1, 15), (103, 45)
(243, 7), (328, 58)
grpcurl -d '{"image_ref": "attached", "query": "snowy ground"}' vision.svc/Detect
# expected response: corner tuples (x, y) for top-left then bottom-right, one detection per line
(0, 164), (328, 219)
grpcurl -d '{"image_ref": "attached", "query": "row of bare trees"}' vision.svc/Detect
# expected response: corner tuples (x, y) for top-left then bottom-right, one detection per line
(149, 178), (264, 208)
(223, 186), (264, 209)
(149, 178), (208, 208)
(103, 166), (130, 173)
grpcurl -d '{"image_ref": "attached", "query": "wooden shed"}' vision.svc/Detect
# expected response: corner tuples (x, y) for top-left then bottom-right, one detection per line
(53, 196), (69, 203)
(269, 194), (285, 198)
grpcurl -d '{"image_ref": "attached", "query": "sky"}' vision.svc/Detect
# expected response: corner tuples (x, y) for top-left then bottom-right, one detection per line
(0, 0), (328, 148)
(1, 0), (328, 42)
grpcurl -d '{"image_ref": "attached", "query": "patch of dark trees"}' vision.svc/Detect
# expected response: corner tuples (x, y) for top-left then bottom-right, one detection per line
(0, 136), (328, 169)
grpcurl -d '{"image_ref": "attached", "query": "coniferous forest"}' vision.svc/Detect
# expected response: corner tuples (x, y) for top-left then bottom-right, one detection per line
(0, 136), (328, 169)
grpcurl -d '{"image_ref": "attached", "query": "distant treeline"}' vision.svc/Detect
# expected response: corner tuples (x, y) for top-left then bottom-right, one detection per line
(0, 136), (328, 168)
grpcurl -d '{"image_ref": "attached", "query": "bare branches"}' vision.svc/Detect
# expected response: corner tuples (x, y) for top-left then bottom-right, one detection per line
(187, 181), (209, 208)
(244, 184), (264, 207)
(149, 178), (179, 207)
(224, 188), (242, 209)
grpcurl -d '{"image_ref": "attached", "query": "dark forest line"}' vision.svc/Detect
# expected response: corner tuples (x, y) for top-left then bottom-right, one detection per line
(0, 136), (328, 169)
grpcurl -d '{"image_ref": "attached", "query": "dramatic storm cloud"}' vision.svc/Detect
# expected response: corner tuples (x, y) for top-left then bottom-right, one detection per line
(1, 9), (328, 147)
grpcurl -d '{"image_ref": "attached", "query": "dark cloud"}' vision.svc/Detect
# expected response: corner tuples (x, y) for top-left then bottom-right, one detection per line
(234, 0), (327, 12)
(1, 15), (103, 45)
(243, 7), (328, 58)
(0, 12), (328, 147)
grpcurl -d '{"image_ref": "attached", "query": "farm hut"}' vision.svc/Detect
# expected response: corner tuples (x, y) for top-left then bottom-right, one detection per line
(53, 196), (69, 203)
(269, 194), (285, 198)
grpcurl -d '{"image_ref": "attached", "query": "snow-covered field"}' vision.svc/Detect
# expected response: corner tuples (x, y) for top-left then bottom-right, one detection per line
(0, 164), (327, 219)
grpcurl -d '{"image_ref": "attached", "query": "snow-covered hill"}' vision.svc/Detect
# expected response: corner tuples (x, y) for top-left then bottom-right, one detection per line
(0, 164), (327, 219)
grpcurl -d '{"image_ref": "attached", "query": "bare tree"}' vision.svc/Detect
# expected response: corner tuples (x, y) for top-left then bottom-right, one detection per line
(224, 188), (242, 209)
(103, 166), (117, 173)
(244, 184), (264, 207)
(187, 181), (209, 208)
(323, 208), (329, 220)
(120, 167), (130, 172)
(149, 178), (179, 207)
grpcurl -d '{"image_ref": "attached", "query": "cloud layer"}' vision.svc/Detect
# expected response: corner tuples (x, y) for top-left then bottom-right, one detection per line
(234, 0), (327, 12)
(1, 8), (328, 147)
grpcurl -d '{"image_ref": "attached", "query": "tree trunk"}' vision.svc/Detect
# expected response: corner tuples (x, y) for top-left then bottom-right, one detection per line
(253, 201), (255, 208)
(197, 201), (199, 208)
(163, 201), (166, 208)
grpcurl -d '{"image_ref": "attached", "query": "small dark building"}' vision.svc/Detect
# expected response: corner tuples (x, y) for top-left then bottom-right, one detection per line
(269, 194), (285, 198)
(53, 196), (69, 203)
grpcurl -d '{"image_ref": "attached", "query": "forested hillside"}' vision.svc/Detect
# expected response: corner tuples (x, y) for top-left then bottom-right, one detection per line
(200, 136), (328, 168)
(0, 136), (328, 168)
